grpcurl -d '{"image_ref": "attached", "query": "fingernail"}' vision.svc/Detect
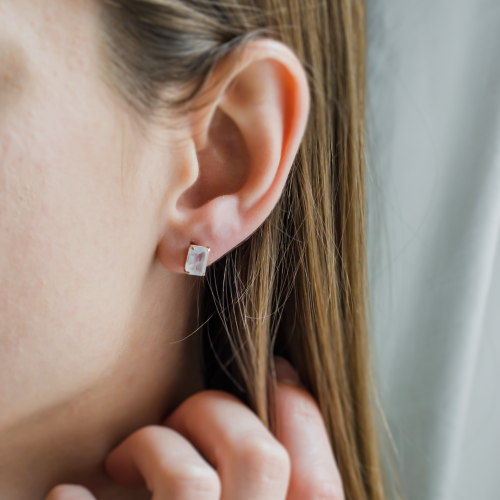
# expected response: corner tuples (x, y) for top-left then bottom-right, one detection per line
(274, 356), (301, 386)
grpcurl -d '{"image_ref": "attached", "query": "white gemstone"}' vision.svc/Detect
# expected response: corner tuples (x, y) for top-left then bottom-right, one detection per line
(185, 245), (209, 276)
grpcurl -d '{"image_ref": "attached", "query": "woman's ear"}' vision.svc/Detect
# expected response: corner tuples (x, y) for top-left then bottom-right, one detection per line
(156, 39), (310, 273)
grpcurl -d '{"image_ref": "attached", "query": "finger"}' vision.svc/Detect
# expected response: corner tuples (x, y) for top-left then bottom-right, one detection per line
(45, 485), (97, 500)
(105, 425), (221, 500)
(165, 391), (291, 500)
(274, 357), (344, 500)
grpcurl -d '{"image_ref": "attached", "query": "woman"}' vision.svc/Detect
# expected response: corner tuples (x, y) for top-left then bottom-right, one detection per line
(0, 0), (385, 499)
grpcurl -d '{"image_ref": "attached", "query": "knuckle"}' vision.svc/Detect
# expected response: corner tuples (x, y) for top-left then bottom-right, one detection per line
(159, 461), (221, 499)
(131, 424), (162, 441)
(45, 485), (93, 500)
(45, 486), (66, 500)
(304, 479), (345, 500)
(187, 390), (237, 411)
(290, 390), (320, 415)
(282, 390), (322, 425)
(237, 435), (291, 484)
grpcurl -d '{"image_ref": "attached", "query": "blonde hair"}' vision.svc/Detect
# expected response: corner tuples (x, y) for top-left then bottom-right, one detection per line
(101, 1), (385, 498)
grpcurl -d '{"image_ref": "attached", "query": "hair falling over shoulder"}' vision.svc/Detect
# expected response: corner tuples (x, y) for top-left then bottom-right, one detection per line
(100, 1), (385, 498)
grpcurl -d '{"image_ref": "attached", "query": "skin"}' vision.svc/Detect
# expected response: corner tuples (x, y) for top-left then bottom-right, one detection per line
(0, 0), (344, 499)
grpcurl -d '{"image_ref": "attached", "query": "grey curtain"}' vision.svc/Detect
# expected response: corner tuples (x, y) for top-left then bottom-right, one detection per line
(367, 0), (500, 498)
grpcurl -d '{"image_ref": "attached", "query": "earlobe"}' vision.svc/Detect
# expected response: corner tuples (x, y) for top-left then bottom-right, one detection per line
(156, 39), (310, 274)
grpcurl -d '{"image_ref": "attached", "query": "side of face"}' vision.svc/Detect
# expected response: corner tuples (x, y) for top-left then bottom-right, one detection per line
(0, 0), (184, 427)
(0, 0), (309, 431)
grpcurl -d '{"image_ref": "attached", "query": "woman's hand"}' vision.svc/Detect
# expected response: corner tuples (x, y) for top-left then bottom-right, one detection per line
(46, 358), (344, 500)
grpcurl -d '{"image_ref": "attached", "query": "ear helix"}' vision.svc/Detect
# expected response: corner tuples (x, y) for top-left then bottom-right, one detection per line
(184, 244), (210, 276)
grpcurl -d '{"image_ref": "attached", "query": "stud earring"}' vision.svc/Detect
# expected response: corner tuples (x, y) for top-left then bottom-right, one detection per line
(184, 244), (210, 276)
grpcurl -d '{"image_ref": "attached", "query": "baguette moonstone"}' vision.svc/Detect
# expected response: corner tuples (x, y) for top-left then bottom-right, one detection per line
(184, 245), (210, 276)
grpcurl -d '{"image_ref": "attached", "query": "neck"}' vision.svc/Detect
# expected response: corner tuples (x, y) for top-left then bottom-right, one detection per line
(0, 272), (204, 500)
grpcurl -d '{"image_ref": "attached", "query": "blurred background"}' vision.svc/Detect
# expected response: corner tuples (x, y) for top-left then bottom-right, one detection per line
(366, 0), (500, 498)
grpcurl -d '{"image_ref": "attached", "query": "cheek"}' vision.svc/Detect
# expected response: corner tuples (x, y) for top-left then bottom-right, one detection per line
(0, 52), (156, 421)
